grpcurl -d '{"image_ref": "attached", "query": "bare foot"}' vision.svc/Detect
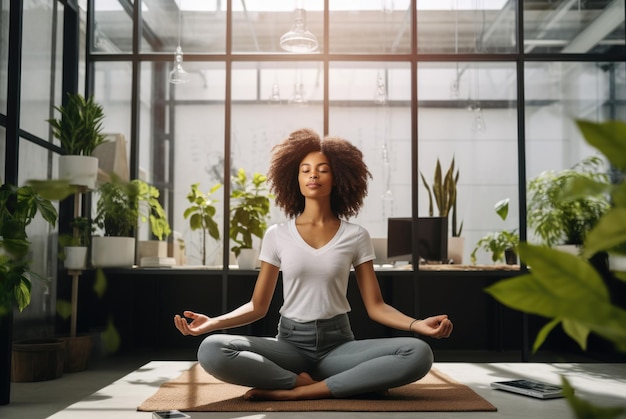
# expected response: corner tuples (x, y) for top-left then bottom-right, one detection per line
(244, 373), (332, 401)
(294, 372), (317, 387)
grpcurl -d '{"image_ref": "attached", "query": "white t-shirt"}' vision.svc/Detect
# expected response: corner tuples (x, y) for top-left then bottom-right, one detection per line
(259, 219), (375, 322)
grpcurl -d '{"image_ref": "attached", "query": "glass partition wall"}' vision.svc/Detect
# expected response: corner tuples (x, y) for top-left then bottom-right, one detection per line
(84, 0), (626, 267)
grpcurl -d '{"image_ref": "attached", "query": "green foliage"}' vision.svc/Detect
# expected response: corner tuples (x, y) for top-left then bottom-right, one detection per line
(95, 177), (139, 237)
(229, 169), (272, 257)
(27, 179), (80, 201)
(134, 180), (171, 241)
(471, 198), (519, 264)
(561, 376), (626, 419)
(47, 93), (107, 156)
(485, 119), (626, 355)
(527, 155), (611, 247)
(183, 182), (222, 265)
(486, 243), (626, 352)
(420, 157), (463, 236)
(56, 268), (107, 320)
(68, 216), (93, 247)
(451, 169), (463, 237)
(0, 183), (58, 315)
(58, 216), (94, 262)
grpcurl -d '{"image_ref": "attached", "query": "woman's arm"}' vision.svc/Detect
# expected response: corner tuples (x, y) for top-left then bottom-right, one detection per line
(354, 260), (453, 339)
(174, 261), (280, 336)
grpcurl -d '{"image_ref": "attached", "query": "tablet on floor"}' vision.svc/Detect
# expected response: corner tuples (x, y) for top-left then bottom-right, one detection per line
(490, 379), (566, 399)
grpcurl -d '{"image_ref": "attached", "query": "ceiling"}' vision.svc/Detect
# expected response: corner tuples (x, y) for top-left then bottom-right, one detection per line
(92, 0), (625, 56)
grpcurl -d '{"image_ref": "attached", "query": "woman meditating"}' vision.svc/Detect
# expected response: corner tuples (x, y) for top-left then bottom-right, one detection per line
(174, 128), (453, 401)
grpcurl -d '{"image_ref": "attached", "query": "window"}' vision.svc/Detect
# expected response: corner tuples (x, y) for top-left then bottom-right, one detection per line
(83, 0), (626, 267)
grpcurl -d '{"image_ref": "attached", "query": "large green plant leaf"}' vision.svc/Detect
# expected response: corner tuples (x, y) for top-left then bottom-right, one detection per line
(582, 207), (626, 259)
(494, 198), (509, 221)
(56, 299), (73, 320)
(576, 120), (626, 171)
(27, 179), (78, 201)
(15, 278), (31, 312)
(533, 318), (560, 352)
(562, 377), (626, 419)
(485, 242), (626, 351)
(562, 318), (591, 350)
(94, 268), (108, 299)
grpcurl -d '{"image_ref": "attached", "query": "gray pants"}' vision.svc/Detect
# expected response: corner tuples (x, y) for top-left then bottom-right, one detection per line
(197, 313), (434, 398)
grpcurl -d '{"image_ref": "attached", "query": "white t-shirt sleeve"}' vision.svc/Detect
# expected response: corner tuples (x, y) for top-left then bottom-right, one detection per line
(353, 225), (376, 267)
(259, 223), (281, 267)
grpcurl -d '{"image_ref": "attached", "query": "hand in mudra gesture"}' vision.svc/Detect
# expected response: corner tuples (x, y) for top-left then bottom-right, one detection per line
(413, 315), (453, 339)
(174, 310), (213, 336)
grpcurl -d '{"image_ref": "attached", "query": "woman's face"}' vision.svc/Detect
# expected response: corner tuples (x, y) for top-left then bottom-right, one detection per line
(298, 151), (334, 199)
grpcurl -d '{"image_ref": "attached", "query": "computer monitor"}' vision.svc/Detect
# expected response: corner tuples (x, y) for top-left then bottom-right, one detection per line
(387, 217), (448, 264)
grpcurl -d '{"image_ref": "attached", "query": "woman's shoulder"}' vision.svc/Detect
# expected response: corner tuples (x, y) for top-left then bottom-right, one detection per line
(340, 219), (371, 237)
(266, 219), (293, 235)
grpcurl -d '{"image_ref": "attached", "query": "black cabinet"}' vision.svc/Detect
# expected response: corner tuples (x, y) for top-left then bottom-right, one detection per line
(68, 267), (531, 356)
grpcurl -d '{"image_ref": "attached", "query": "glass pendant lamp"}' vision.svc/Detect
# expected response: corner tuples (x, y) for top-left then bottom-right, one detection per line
(280, 8), (318, 53)
(169, 1), (190, 84)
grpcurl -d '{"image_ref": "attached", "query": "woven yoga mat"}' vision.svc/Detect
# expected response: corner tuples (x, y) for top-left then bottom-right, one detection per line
(138, 363), (497, 412)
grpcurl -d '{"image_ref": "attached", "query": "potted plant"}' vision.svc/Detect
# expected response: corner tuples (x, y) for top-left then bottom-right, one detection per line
(485, 119), (626, 416)
(30, 179), (98, 373)
(47, 93), (107, 190)
(92, 177), (139, 267)
(0, 182), (64, 391)
(134, 180), (172, 264)
(0, 182), (59, 315)
(55, 214), (96, 372)
(58, 216), (93, 270)
(420, 157), (462, 262)
(527, 155), (611, 254)
(184, 182), (222, 266)
(471, 198), (519, 265)
(229, 169), (272, 269)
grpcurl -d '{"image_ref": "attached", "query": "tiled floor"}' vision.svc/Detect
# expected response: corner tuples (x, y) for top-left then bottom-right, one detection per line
(2, 351), (625, 419)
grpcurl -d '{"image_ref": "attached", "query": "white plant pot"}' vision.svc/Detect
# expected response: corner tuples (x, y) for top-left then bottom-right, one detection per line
(555, 244), (582, 256)
(237, 248), (258, 270)
(137, 240), (168, 261)
(92, 236), (135, 267)
(608, 253), (626, 272)
(64, 246), (88, 270)
(447, 236), (465, 265)
(58, 155), (99, 190)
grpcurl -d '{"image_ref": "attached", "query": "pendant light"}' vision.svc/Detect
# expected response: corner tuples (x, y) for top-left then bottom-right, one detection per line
(169, 0), (190, 84)
(280, 7), (318, 53)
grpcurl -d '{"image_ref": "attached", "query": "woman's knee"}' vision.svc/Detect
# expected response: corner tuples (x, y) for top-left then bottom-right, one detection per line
(401, 338), (434, 381)
(197, 334), (233, 376)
